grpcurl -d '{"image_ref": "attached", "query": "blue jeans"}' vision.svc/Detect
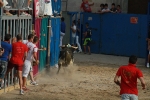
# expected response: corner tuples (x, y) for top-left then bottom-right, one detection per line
(121, 94), (138, 100)
(72, 37), (76, 45)
(0, 60), (8, 79)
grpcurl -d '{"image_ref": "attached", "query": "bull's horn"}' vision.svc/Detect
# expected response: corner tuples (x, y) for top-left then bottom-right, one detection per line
(71, 46), (78, 49)
(60, 45), (65, 47)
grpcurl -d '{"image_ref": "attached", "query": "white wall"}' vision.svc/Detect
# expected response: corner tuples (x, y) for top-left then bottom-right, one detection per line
(62, 0), (128, 13)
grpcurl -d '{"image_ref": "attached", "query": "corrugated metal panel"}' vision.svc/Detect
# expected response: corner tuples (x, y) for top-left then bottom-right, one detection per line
(39, 17), (49, 71)
(50, 17), (60, 67)
(83, 13), (148, 58)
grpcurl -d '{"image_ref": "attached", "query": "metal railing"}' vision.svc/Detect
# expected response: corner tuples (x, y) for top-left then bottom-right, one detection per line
(0, 0), (33, 93)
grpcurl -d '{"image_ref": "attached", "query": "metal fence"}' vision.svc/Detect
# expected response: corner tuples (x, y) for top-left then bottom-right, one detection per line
(0, 0), (33, 93)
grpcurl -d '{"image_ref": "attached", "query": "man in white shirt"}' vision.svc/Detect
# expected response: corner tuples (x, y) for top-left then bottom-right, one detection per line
(70, 20), (77, 45)
(22, 34), (39, 91)
(101, 3), (110, 13)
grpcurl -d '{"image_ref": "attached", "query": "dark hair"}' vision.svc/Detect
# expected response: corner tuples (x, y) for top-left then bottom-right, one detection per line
(28, 34), (34, 40)
(85, 22), (89, 26)
(73, 20), (76, 25)
(61, 17), (64, 22)
(129, 55), (137, 64)
(4, 34), (11, 41)
(112, 3), (115, 6)
(117, 5), (121, 8)
(100, 4), (104, 7)
(33, 36), (39, 43)
(16, 34), (22, 41)
(105, 3), (108, 7)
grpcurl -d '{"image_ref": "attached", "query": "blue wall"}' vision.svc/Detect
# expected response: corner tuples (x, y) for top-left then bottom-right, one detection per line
(83, 13), (148, 58)
(50, 17), (60, 66)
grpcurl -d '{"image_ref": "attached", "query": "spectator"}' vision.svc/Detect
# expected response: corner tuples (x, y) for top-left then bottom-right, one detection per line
(101, 3), (110, 13)
(70, 20), (77, 46)
(22, 35), (39, 91)
(110, 3), (117, 13)
(60, 17), (66, 46)
(146, 30), (150, 68)
(76, 19), (82, 53)
(6, 34), (28, 95)
(114, 55), (146, 100)
(83, 23), (92, 55)
(0, 34), (12, 89)
(116, 5), (121, 13)
(80, 0), (94, 13)
(0, 0), (4, 7)
(98, 3), (104, 13)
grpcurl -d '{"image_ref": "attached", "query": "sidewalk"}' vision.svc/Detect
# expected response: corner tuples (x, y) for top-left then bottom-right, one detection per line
(74, 53), (145, 66)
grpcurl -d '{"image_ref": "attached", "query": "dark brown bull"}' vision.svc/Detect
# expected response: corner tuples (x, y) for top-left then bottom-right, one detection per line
(57, 44), (78, 74)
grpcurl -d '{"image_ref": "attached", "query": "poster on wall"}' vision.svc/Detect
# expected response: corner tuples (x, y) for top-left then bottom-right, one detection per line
(38, 0), (53, 16)
(34, 0), (40, 17)
(44, 0), (53, 16)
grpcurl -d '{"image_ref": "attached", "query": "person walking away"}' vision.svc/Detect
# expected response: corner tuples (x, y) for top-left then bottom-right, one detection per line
(76, 19), (82, 53)
(83, 23), (92, 55)
(6, 34), (28, 95)
(114, 55), (146, 100)
(60, 17), (66, 46)
(71, 20), (77, 46)
(0, 34), (12, 89)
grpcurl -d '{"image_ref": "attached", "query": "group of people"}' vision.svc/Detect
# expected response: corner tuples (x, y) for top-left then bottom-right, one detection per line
(0, 33), (39, 95)
(80, 0), (121, 13)
(98, 3), (121, 13)
(0, 0), (32, 16)
(60, 17), (92, 55)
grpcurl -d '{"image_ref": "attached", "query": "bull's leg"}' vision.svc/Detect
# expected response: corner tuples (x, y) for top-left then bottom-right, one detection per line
(57, 64), (61, 74)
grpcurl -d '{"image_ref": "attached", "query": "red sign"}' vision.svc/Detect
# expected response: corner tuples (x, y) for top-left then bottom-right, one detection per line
(34, 0), (40, 17)
(130, 17), (138, 24)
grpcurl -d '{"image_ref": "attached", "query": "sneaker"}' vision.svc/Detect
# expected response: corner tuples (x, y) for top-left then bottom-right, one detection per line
(147, 63), (149, 68)
(78, 50), (82, 53)
(5, 12), (13, 16)
(27, 7), (32, 10)
(20, 12), (31, 16)
(30, 81), (38, 85)
(20, 89), (24, 95)
(73, 51), (77, 54)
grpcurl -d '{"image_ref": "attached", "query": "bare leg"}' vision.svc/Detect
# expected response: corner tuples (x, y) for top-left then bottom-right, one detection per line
(27, 0), (31, 7)
(18, 70), (23, 90)
(88, 46), (91, 55)
(84, 46), (86, 54)
(29, 71), (34, 82)
(22, 77), (26, 87)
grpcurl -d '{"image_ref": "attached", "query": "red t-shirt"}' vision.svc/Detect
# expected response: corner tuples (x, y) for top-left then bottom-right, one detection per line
(116, 64), (143, 95)
(10, 42), (28, 65)
(80, 2), (91, 12)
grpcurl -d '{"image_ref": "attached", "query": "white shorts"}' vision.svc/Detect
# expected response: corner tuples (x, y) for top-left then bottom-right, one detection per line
(22, 60), (32, 78)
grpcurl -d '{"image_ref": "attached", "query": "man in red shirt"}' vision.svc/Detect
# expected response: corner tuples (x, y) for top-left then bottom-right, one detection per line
(7, 34), (28, 95)
(114, 55), (146, 100)
(80, 0), (94, 12)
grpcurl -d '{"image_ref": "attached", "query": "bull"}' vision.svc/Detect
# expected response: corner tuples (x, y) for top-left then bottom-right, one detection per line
(57, 44), (78, 74)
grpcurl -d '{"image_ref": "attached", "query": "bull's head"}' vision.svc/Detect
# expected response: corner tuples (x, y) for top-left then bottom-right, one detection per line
(60, 44), (78, 49)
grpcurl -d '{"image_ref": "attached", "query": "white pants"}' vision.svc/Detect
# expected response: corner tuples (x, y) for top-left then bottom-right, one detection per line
(22, 60), (32, 78)
(60, 32), (65, 46)
(76, 36), (82, 51)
